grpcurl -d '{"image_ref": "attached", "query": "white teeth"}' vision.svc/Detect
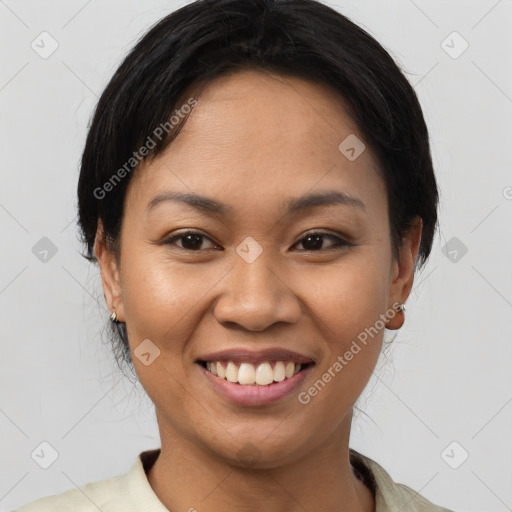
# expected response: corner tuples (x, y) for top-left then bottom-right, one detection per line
(255, 362), (274, 385)
(238, 362), (256, 385)
(225, 361), (238, 383)
(273, 361), (286, 382)
(216, 361), (226, 379)
(205, 360), (307, 386)
(285, 361), (295, 379)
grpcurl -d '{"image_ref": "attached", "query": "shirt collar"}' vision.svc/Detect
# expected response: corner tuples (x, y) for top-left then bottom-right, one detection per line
(124, 448), (443, 512)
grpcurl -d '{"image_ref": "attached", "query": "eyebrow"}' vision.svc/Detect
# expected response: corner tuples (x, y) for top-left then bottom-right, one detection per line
(145, 190), (366, 216)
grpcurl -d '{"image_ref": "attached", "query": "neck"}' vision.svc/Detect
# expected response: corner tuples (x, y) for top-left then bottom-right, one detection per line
(146, 416), (374, 512)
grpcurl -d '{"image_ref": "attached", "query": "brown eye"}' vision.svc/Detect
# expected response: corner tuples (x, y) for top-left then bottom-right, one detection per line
(163, 231), (220, 251)
(162, 230), (349, 252)
(293, 231), (350, 251)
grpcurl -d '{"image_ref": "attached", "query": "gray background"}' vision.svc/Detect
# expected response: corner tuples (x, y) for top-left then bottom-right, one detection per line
(1, 1), (511, 511)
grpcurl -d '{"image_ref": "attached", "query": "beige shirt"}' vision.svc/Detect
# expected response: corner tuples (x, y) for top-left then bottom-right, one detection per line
(15, 449), (453, 511)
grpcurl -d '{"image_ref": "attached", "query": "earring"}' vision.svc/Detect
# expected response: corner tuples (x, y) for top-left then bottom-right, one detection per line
(397, 303), (406, 313)
(109, 309), (127, 344)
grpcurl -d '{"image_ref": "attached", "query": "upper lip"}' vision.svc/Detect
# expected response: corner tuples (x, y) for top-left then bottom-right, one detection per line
(196, 348), (315, 365)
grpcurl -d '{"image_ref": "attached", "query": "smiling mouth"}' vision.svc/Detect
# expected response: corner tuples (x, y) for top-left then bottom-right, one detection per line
(198, 360), (315, 386)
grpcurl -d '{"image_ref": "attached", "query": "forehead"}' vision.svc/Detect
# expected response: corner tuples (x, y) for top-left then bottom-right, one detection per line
(127, 70), (387, 220)
(176, 69), (363, 158)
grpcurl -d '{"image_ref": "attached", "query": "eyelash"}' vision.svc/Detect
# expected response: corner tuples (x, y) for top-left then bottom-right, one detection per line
(162, 230), (351, 252)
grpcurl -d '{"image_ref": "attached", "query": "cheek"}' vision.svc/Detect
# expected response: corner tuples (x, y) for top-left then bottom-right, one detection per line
(120, 242), (390, 354)
(301, 252), (390, 336)
(298, 256), (389, 399)
(117, 251), (213, 420)
(120, 250), (219, 338)
(118, 248), (234, 391)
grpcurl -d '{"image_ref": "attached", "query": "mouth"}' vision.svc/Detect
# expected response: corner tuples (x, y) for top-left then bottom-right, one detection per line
(194, 348), (315, 406)
(197, 359), (315, 386)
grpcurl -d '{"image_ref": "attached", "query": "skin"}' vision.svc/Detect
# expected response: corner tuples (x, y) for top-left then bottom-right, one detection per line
(96, 69), (422, 512)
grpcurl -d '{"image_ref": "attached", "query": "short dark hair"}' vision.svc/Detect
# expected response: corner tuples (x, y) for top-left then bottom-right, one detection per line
(77, 0), (439, 370)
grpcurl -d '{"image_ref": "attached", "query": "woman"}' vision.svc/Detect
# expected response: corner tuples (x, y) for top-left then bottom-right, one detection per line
(16, 0), (454, 510)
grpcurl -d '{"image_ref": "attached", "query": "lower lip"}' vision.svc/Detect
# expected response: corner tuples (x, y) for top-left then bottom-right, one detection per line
(197, 363), (313, 406)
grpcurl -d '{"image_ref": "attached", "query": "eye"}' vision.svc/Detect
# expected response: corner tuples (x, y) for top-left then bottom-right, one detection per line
(163, 231), (220, 251)
(161, 229), (350, 252)
(291, 231), (350, 251)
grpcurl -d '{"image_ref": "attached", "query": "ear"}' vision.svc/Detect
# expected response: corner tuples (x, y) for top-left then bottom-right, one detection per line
(386, 216), (423, 330)
(95, 220), (125, 322)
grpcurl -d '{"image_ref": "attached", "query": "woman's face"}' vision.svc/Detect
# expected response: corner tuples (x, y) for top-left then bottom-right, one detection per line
(97, 69), (420, 467)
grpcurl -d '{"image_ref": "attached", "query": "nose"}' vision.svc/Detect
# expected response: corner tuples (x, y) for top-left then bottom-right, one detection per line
(213, 252), (302, 332)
